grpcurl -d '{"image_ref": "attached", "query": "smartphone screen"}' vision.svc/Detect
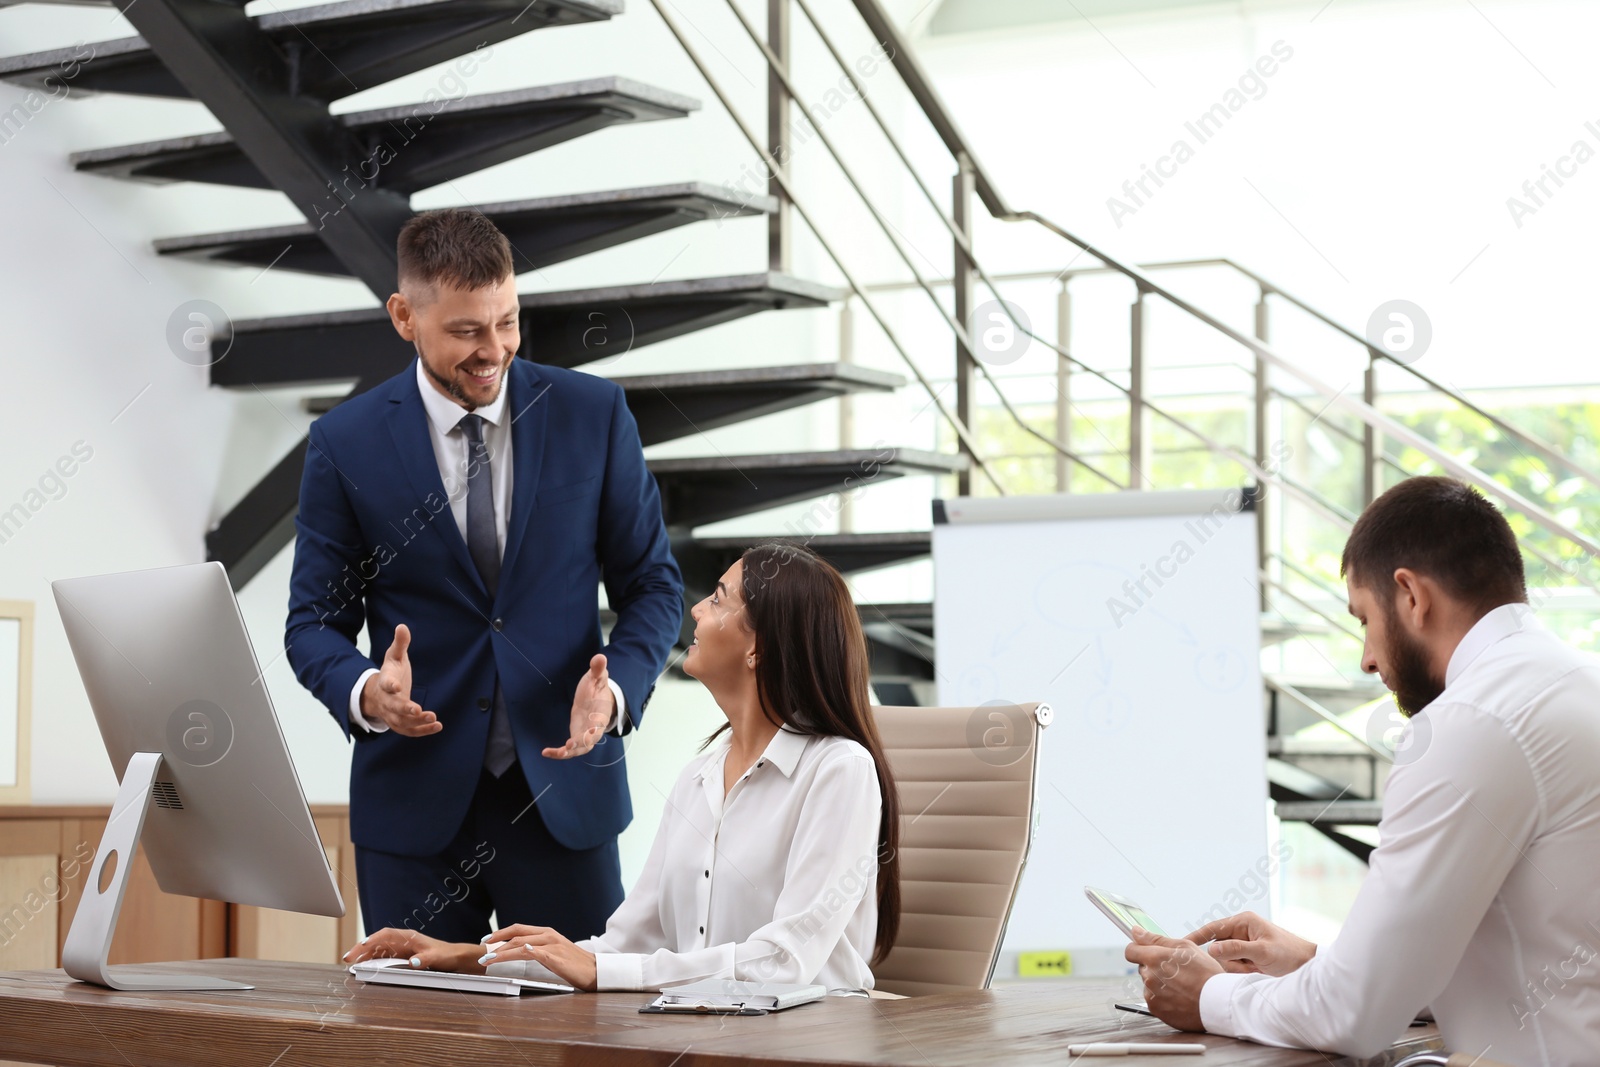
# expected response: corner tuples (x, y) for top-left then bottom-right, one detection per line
(1088, 888), (1169, 937)
(1114, 901), (1167, 937)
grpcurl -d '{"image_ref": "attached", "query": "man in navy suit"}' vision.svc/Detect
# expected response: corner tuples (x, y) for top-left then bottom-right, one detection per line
(284, 209), (683, 942)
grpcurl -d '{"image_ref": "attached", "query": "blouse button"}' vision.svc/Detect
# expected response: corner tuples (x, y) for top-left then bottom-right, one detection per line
(704, 869), (710, 878)
(699, 926), (705, 935)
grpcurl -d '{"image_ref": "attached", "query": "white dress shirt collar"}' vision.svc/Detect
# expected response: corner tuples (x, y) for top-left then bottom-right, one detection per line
(413, 356), (510, 434)
(1444, 601), (1538, 688)
(694, 725), (812, 782)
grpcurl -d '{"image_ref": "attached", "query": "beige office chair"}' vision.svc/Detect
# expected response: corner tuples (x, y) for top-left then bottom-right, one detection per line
(869, 701), (1051, 997)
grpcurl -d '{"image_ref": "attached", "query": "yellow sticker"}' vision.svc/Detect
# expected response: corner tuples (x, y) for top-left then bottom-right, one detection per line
(1017, 951), (1072, 977)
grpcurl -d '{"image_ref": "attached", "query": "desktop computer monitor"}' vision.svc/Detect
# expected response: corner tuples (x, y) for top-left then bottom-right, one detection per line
(51, 561), (345, 990)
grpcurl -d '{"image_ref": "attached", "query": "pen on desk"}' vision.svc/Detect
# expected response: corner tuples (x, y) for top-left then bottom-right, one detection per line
(1068, 1043), (1207, 1056)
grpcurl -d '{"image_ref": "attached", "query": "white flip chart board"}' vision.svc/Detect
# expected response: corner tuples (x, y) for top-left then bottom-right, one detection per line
(932, 489), (1268, 959)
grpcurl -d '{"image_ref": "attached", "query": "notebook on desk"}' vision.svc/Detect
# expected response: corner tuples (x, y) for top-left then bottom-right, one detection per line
(641, 979), (827, 1015)
(349, 958), (574, 997)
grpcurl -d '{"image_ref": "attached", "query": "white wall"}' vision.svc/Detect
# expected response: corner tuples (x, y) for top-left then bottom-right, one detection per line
(910, 0), (1600, 390)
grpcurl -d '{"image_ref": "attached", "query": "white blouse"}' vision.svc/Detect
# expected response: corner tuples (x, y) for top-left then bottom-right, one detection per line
(581, 726), (884, 994)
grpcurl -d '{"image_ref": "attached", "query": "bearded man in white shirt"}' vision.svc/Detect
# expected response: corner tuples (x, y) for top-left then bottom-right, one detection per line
(1126, 475), (1600, 1065)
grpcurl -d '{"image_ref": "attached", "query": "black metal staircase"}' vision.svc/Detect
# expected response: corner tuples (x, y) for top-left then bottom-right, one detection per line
(209, 274), (839, 390)
(69, 80), (698, 190)
(154, 184), (770, 277)
(0, 1), (622, 101)
(2, 0), (960, 649)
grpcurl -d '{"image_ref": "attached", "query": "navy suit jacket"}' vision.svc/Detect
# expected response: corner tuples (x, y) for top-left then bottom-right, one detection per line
(284, 357), (683, 857)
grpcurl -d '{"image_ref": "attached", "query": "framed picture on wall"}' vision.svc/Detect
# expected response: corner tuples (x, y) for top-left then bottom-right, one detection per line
(0, 600), (33, 804)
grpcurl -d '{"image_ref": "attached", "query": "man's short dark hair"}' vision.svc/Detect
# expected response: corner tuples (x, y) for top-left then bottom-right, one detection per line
(396, 209), (514, 294)
(1341, 476), (1527, 613)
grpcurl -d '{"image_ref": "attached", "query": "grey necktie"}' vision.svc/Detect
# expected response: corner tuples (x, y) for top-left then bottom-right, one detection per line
(458, 414), (516, 778)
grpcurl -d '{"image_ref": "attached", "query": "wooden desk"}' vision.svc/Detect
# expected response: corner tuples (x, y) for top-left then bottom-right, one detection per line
(0, 959), (1440, 1067)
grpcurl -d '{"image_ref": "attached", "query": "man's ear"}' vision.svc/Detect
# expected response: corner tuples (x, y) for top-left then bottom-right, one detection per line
(1391, 567), (1432, 629)
(387, 291), (417, 341)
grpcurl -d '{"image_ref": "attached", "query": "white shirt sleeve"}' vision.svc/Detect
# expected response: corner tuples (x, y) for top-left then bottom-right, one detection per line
(587, 751), (881, 992)
(1199, 704), (1540, 1059)
(582, 789), (675, 989)
(606, 679), (628, 736)
(347, 668), (388, 733)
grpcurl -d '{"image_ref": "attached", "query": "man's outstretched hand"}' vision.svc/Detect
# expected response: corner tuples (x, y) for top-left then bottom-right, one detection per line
(1186, 911), (1316, 977)
(360, 624), (443, 736)
(543, 654), (614, 760)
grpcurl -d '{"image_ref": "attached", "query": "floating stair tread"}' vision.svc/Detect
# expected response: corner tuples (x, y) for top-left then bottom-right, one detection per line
(616, 363), (902, 446)
(611, 360), (901, 393)
(521, 272), (844, 309)
(647, 449), (965, 475)
(72, 79), (696, 190)
(694, 531), (934, 556)
(212, 274), (844, 388)
(1275, 799), (1383, 824)
(1266, 672), (1389, 698)
(1268, 736), (1383, 758)
(228, 273), (839, 335)
(0, 0), (620, 100)
(155, 183), (773, 276)
(650, 452), (963, 529)
(857, 602), (934, 628)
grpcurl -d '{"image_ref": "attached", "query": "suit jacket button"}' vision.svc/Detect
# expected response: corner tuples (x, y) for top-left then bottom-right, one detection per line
(478, 697), (491, 711)
(492, 618), (504, 632)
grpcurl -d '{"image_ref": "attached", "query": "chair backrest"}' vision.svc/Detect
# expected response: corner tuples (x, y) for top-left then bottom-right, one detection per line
(869, 702), (1050, 997)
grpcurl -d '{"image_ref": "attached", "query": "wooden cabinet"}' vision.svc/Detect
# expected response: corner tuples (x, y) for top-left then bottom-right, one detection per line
(0, 805), (359, 972)
(0, 819), (69, 972)
(232, 810), (362, 963)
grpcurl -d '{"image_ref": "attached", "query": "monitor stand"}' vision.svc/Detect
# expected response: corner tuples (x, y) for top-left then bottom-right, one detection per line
(62, 751), (253, 991)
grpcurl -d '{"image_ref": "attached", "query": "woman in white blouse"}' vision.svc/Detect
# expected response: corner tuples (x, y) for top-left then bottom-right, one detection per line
(344, 541), (903, 993)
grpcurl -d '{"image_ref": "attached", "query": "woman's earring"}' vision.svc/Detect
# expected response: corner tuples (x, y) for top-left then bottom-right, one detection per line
(746, 656), (756, 667)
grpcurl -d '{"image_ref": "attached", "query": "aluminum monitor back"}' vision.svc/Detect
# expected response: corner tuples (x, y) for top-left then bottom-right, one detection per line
(52, 561), (344, 919)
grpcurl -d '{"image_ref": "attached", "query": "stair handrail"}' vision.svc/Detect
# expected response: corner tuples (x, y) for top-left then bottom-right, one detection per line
(835, 0), (1600, 562)
(682, 0), (1371, 515)
(680, 0), (1132, 493)
(644, 0), (1012, 495)
(1004, 214), (1600, 556)
(1266, 580), (1361, 645)
(868, 255), (1600, 510)
(1043, 257), (1600, 494)
(872, 256), (1600, 582)
(651, 0), (1600, 568)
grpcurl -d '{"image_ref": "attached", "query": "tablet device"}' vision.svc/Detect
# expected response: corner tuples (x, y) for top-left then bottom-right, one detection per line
(350, 958), (574, 996)
(1084, 886), (1169, 938)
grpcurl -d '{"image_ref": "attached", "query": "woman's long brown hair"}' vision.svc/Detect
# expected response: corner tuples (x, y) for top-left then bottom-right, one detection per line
(703, 541), (902, 965)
